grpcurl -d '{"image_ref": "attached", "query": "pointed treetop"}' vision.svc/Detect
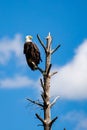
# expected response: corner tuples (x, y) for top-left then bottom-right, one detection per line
(46, 32), (51, 39)
(48, 32), (50, 36)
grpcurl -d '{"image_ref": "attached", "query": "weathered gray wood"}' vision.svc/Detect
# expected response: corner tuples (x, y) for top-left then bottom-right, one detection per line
(43, 33), (52, 130)
(26, 33), (62, 130)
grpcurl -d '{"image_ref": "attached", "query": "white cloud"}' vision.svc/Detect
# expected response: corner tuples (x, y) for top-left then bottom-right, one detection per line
(1, 35), (87, 100)
(0, 34), (40, 89)
(0, 34), (23, 64)
(51, 40), (87, 100)
(0, 75), (37, 88)
(75, 118), (87, 130)
(62, 111), (87, 130)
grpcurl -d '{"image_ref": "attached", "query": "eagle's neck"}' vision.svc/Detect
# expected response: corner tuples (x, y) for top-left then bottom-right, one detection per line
(26, 39), (32, 42)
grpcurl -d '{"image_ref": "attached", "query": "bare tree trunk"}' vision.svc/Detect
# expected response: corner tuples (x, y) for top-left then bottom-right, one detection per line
(36, 33), (59, 130)
(43, 34), (52, 130)
(27, 33), (61, 130)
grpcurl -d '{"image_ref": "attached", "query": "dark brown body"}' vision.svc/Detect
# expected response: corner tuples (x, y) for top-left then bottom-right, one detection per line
(23, 42), (42, 70)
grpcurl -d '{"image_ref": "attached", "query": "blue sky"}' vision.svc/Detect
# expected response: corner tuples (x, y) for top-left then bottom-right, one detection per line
(0, 0), (87, 130)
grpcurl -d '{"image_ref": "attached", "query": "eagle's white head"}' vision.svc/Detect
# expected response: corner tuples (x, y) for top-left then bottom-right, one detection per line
(25, 35), (33, 42)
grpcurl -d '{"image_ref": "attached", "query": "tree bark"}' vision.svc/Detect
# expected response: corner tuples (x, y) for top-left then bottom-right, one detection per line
(27, 33), (61, 130)
(43, 33), (52, 130)
(37, 33), (60, 130)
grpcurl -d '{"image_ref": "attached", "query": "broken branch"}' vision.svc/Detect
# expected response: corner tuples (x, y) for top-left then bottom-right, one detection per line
(40, 78), (44, 90)
(51, 44), (61, 54)
(37, 34), (47, 53)
(47, 64), (52, 76)
(50, 71), (58, 77)
(41, 93), (46, 103)
(37, 66), (44, 74)
(50, 116), (58, 127)
(35, 113), (45, 124)
(26, 98), (43, 108)
(64, 128), (66, 130)
(50, 96), (60, 107)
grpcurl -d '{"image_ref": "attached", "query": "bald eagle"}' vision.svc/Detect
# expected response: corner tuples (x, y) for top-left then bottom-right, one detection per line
(23, 35), (42, 70)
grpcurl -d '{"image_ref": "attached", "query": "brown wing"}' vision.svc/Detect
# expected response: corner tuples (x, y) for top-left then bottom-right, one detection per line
(23, 42), (42, 67)
(23, 42), (29, 54)
(30, 42), (42, 65)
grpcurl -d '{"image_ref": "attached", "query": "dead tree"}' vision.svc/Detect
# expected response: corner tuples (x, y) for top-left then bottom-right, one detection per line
(26, 33), (65, 130)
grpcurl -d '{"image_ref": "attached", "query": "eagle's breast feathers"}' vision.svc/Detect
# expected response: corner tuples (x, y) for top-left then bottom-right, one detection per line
(23, 41), (42, 70)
